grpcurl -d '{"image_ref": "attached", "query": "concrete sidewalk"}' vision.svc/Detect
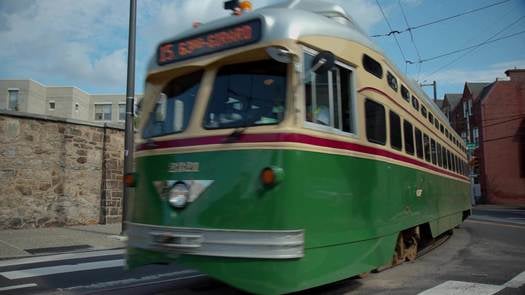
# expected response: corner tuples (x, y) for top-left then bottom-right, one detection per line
(0, 223), (125, 259)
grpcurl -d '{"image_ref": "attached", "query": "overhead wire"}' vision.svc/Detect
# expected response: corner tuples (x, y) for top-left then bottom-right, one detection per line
(422, 15), (525, 80)
(370, 0), (512, 38)
(398, 0), (422, 81)
(375, 0), (409, 73)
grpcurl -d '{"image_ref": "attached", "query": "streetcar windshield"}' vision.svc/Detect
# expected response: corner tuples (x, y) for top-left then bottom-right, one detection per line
(203, 60), (286, 129)
(143, 70), (203, 138)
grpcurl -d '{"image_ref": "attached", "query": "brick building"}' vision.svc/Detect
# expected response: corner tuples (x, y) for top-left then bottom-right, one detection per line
(474, 69), (525, 204)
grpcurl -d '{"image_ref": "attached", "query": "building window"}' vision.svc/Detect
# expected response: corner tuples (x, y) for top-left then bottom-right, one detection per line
(119, 104), (125, 121)
(411, 96), (419, 111)
(304, 49), (355, 133)
(362, 54), (383, 79)
(94, 104), (112, 121)
(8, 89), (19, 111)
(403, 120), (414, 155)
(389, 111), (402, 151)
(387, 71), (398, 91)
(401, 85), (410, 102)
(365, 99), (386, 145)
(415, 128), (423, 159)
(49, 101), (56, 110)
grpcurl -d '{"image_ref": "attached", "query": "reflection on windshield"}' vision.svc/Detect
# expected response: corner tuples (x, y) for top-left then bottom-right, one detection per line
(204, 60), (286, 129)
(143, 71), (203, 139)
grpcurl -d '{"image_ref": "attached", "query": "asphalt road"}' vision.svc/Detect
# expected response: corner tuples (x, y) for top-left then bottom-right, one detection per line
(1, 208), (524, 295)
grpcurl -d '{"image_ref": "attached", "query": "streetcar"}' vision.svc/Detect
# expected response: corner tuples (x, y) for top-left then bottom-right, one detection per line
(126, 0), (471, 294)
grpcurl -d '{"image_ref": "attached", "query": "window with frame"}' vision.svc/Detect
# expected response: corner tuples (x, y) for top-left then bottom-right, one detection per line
(49, 101), (56, 110)
(411, 96), (419, 111)
(119, 104), (126, 121)
(448, 150), (453, 171)
(437, 143), (443, 167)
(431, 138), (437, 164)
(365, 99), (386, 145)
(401, 85), (410, 102)
(440, 124), (444, 133)
(415, 128), (423, 159)
(75, 103), (79, 112)
(403, 120), (415, 155)
(434, 119), (439, 130)
(423, 134), (430, 162)
(445, 129), (449, 138)
(362, 54), (383, 79)
(304, 52), (355, 133)
(387, 71), (398, 91)
(421, 106), (427, 118)
(442, 148), (448, 169)
(389, 111), (402, 150)
(95, 104), (112, 121)
(428, 112), (434, 124)
(8, 89), (19, 111)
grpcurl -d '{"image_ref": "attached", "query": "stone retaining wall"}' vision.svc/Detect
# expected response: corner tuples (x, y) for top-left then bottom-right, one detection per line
(0, 110), (124, 229)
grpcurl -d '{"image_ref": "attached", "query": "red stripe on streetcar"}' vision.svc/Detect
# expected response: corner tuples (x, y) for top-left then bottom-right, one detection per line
(137, 133), (468, 181)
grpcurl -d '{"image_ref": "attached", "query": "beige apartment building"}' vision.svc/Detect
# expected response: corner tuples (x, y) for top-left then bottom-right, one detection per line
(0, 79), (142, 124)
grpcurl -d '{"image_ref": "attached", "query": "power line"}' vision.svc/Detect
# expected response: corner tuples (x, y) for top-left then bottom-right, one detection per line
(398, 0), (422, 80)
(371, 0), (512, 38)
(423, 15), (525, 80)
(375, 0), (409, 72)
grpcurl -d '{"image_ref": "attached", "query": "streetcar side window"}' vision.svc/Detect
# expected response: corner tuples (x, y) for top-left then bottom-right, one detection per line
(428, 113), (434, 125)
(434, 119), (439, 130)
(401, 85), (410, 102)
(431, 138), (437, 164)
(423, 133), (430, 162)
(143, 70), (203, 138)
(411, 96), (419, 111)
(421, 106), (427, 118)
(365, 99), (386, 145)
(437, 143), (443, 167)
(389, 110), (402, 151)
(403, 120), (415, 155)
(387, 71), (398, 91)
(362, 54), (383, 79)
(442, 147), (448, 169)
(304, 50), (355, 134)
(415, 128), (423, 159)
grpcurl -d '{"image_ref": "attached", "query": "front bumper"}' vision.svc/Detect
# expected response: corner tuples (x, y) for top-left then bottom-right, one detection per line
(126, 222), (304, 259)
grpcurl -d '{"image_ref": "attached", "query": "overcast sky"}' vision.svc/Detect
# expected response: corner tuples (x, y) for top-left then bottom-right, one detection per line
(0, 0), (524, 99)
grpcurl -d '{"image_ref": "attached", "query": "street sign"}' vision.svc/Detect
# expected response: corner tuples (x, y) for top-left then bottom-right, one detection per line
(467, 143), (477, 150)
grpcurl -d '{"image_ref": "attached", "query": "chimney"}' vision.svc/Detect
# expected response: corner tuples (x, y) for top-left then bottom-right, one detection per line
(505, 68), (525, 82)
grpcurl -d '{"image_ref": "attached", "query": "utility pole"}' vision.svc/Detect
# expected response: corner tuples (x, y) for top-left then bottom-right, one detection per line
(419, 80), (437, 102)
(122, 0), (137, 234)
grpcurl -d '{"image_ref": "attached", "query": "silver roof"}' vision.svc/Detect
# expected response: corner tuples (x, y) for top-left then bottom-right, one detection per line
(147, 0), (381, 72)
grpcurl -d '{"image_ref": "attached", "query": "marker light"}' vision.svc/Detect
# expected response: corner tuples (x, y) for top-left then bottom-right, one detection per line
(240, 1), (253, 11)
(124, 173), (136, 187)
(260, 166), (284, 187)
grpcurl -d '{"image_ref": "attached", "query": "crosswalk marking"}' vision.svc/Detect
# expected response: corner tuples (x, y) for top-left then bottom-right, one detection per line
(418, 281), (504, 295)
(0, 259), (124, 280)
(0, 249), (124, 268)
(0, 283), (37, 291)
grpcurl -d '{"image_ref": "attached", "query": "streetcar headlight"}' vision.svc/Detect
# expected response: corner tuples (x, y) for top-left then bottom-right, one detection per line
(168, 182), (190, 208)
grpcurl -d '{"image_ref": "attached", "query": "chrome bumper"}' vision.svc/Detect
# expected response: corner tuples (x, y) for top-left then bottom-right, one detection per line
(126, 222), (304, 259)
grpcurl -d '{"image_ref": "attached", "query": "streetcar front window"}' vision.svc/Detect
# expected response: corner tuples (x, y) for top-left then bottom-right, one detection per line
(204, 60), (286, 129)
(143, 70), (203, 138)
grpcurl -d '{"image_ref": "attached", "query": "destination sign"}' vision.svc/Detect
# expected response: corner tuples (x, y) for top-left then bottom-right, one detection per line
(157, 19), (262, 65)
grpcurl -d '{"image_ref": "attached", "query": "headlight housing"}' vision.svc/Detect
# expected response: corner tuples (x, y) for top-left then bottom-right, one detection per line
(168, 182), (190, 208)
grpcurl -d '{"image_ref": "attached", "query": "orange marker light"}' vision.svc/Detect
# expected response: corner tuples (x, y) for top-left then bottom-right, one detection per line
(260, 167), (276, 186)
(239, 1), (252, 11)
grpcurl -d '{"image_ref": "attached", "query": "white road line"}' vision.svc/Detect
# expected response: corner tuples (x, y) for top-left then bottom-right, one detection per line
(504, 270), (525, 288)
(418, 281), (504, 295)
(0, 249), (124, 268)
(65, 270), (201, 290)
(0, 259), (124, 280)
(0, 283), (38, 291)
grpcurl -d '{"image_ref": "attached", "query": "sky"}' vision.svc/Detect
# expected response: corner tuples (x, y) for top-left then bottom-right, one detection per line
(0, 0), (524, 100)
